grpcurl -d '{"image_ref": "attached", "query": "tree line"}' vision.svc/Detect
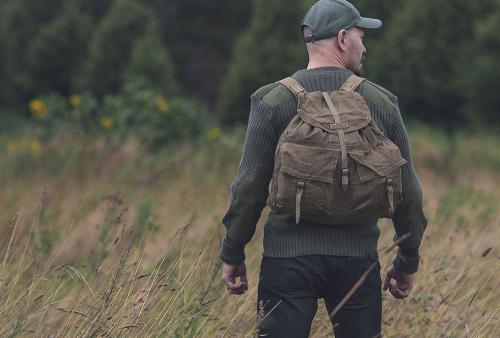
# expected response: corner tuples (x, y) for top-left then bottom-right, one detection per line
(0, 0), (498, 129)
(0, 0), (251, 107)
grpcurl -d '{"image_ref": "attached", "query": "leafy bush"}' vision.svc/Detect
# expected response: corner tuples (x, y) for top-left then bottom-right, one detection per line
(27, 94), (70, 139)
(27, 78), (208, 149)
(101, 79), (206, 149)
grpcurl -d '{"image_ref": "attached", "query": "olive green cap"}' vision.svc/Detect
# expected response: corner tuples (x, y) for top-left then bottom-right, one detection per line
(302, 0), (382, 43)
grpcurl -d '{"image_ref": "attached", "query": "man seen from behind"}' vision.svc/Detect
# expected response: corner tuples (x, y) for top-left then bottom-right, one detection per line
(220, 0), (428, 337)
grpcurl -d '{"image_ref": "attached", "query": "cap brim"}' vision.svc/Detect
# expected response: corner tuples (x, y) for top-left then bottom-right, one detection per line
(357, 17), (382, 29)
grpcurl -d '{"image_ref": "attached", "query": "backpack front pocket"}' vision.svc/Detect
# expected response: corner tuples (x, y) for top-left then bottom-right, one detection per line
(348, 143), (406, 216)
(275, 142), (340, 221)
(348, 141), (406, 183)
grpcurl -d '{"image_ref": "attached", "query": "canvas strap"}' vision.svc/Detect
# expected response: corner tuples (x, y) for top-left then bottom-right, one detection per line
(295, 181), (305, 224)
(279, 77), (306, 98)
(387, 178), (394, 215)
(340, 74), (365, 92)
(322, 92), (349, 191)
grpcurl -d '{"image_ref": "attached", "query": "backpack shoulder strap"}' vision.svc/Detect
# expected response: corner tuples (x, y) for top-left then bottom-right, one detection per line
(278, 77), (307, 98)
(340, 74), (365, 92)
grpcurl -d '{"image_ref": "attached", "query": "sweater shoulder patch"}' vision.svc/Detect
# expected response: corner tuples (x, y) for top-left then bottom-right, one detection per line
(254, 83), (278, 99)
(361, 80), (398, 112)
(255, 83), (294, 108)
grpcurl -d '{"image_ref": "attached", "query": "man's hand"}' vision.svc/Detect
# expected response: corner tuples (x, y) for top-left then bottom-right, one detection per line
(222, 262), (248, 295)
(383, 265), (415, 299)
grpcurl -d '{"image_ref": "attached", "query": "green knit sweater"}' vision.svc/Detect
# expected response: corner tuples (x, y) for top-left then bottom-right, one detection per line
(220, 67), (428, 273)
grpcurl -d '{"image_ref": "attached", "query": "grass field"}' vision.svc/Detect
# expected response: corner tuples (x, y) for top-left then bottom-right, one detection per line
(0, 124), (498, 337)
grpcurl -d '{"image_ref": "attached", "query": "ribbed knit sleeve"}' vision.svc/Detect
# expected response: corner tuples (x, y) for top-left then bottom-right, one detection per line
(220, 95), (278, 264)
(388, 103), (428, 273)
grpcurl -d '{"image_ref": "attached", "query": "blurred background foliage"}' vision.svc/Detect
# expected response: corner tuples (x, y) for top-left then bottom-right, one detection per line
(0, 0), (498, 139)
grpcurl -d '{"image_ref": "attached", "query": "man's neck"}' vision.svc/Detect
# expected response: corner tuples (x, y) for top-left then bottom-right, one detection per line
(307, 53), (346, 70)
(307, 62), (345, 69)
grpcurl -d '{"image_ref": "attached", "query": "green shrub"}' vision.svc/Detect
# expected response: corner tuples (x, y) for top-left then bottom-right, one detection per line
(101, 78), (207, 149)
(26, 92), (100, 134)
(69, 93), (101, 132)
(27, 78), (208, 150)
(27, 94), (70, 139)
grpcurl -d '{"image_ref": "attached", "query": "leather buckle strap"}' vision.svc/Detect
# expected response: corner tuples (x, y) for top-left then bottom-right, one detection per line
(295, 181), (305, 224)
(279, 77), (306, 98)
(340, 74), (365, 92)
(341, 168), (349, 192)
(387, 177), (394, 216)
(328, 122), (349, 130)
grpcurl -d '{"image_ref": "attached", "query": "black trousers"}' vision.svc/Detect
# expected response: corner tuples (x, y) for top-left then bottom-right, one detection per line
(257, 255), (382, 338)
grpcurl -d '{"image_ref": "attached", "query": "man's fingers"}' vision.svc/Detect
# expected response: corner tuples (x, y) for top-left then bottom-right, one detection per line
(396, 282), (412, 293)
(395, 280), (412, 296)
(389, 284), (409, 299)
(382, 265), (414, 299)
(224, 277), (247, 293)
(222, 262), (248, 295)
(232, 281), (248, 291)
(235, 281), (248, 291)
(388, 285), (404, 299)
(240, 274), (248, 290)
(223, 276), (236, 289)
(397, 287), (410, 297)
(228, 282), (247, 295)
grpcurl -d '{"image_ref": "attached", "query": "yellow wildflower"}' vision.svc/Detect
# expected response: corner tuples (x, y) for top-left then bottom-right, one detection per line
(29, 99), (46, 119)
(69, 95), (81, 108)
(208, 127), (223, 141)
(156, 96), (169, 113)
(30, 139), (42, 155)
(100, 117), (113, 129)
(7, 139), (22, 154)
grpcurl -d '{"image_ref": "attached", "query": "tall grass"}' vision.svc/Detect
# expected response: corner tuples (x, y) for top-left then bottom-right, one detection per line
(0, 126), (498, 336)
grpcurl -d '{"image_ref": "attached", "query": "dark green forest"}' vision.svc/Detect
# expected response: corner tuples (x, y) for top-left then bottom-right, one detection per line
(1, 0), (498, 129)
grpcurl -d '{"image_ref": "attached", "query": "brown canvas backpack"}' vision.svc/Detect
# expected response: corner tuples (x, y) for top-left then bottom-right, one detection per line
(266, 75), (407, 225)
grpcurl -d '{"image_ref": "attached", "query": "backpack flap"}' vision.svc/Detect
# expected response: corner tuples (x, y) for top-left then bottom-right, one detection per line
(348, 139), (407, 183)
(297, 91), (371, 134)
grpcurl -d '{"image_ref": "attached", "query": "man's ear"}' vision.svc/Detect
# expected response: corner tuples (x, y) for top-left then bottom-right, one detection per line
(337, 29), (348, 52)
